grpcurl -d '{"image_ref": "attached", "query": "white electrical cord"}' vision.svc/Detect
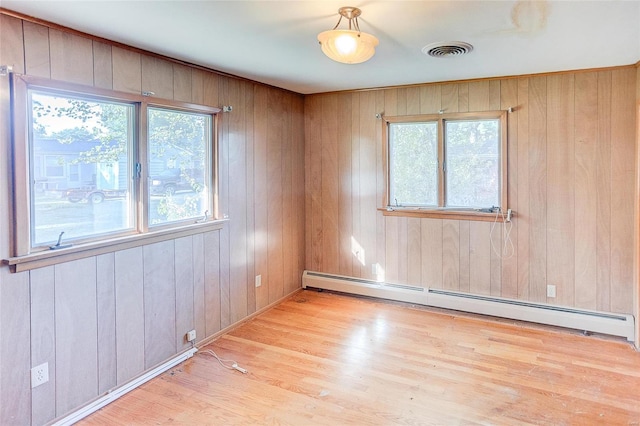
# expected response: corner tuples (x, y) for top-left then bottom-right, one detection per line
(490, 208), (515, 259)
(200, 349), (248, 374)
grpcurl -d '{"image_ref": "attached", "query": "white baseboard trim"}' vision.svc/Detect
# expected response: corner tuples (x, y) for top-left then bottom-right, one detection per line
(51, 347), (198, 426)
(302, 270), (635, 342)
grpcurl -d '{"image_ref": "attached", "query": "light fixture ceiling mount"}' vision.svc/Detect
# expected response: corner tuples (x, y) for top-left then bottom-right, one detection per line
(317, 6), (379, 64)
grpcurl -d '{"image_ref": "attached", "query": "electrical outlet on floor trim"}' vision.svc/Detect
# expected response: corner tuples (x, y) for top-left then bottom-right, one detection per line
(547, 284), (556, 298)
(186, 329), (197, 342)
(31, 362), (49, 388)
(255, 274), (262, 288)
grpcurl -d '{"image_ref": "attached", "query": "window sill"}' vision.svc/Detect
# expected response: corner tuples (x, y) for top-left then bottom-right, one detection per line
(379, 207), (510, 222)
(3, 219), (228, 273)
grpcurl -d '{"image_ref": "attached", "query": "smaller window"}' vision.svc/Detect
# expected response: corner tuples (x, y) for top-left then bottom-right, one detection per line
(384, 111), (507, 219)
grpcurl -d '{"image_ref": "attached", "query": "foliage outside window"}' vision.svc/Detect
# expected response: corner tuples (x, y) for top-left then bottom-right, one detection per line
(384, 111), (507, 218)
(11, 75), (219, 255)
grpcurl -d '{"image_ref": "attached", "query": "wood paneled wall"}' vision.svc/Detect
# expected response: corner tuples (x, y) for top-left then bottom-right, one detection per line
(0, 13), (305, 425)
(305, 69), (637, 315)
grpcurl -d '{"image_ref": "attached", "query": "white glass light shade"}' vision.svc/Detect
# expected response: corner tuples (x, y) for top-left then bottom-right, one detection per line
(317, 29), (379, 64)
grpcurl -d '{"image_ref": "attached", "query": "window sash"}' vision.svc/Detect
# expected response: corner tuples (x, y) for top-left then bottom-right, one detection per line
(383, 111), (507, 216)
(10, 74), (220, 256)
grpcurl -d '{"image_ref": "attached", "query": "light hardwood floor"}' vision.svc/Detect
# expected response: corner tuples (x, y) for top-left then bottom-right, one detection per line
(81, 290), (640, 425)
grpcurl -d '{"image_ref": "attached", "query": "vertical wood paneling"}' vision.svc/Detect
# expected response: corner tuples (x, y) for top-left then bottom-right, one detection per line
(141, 56), (173, 99)
(321, 95), (340, 274)
(458, 83), (469, 112)
(574, 72), (598, 309)
(192, 233), (206, 342)
(517, 78), (531, 299)
(468, 81), (491, 111)
(338, 93), (353, 277)
(407, 218), (421, 285)
(596, 71), (612, 311)
(610, 68), (636, 314)
(254, 86), (270, 310)
(191, 69), (204, 104)
(115, 248), (145, 385)
(1, 14), (26, 73)
(442, 220), (460, 290)
(23, 21), (50, 77)
(173, 64), (192, 102)
(420, 85), (441, 114)
(375, 90), (386, 282)
(441, 84), (458, 113)
(175, 236), (194, 351)
(267, 89), (284, 303)
(112, 47), (141, 94)
(92, 41), (113, 89)
(204, 230), (221, 336)
(244, 82), (257, 313)
(49, 29), (93, 85)
(96, 253), (117, 393)
(469, 222), (491, 295)
(228, 79), (248, 323)
(1, 18), (306, 426)
(528, 76), (548, 302)
(546, 74), (575, 306)
(30, 266), (56, 425)
(385, 216), (399, 283)
(500, 78), (519, 298)
(281, 93), (295, 295)
(458, 221), (470, 292)
(55, 258), (98, 416)
(359, 91), (378, 279)
(351, 93), (362, 276)
(421, 219), (443, 288)
(0, 270), (31, 426)
(143, 241), (176, 368)
(490, 222), (503, 297)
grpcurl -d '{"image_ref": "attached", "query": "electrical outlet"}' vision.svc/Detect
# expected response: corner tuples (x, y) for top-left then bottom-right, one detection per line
(31, 362), (49, 388)
(255, 274), (262, 288)
(372, 263), (378, 275)
(547, 285), (556, 298)
(186, 329), (197, 342)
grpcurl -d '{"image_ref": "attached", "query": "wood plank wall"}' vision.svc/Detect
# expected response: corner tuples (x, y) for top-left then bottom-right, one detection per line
(0, 13), (305, 425)
(305, 69), (637, 315)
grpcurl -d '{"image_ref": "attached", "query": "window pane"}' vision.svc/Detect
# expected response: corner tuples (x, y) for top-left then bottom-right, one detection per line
(30, 91), (134, 247)
(389, 122), (438, 206)
(148, 108), (210, 226)
(445, 119), (500, 208)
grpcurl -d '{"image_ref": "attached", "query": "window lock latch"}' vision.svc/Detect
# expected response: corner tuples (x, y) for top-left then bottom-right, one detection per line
(135, 163), (142, 179)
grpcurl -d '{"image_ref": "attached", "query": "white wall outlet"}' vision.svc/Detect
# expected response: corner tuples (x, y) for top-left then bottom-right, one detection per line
(186, 329), (197, 342)
(372, 263), (378, 276)
(255, 274), (262, 288)
(547, 284), (556, 298)
(31, 362), (49, 388)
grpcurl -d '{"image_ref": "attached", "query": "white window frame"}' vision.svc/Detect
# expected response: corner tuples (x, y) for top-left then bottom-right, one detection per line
(382, 111), (508, 221)
(8, 74), (221, 261)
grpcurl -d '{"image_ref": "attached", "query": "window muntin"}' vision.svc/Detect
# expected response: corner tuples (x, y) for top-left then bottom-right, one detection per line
(28, 90), (135, 247)
(147, 107), (211, 226)
(385, 111), (506, 215)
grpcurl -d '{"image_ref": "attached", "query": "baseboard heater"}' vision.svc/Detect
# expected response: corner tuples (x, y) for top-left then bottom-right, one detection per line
(302, 271), (635, 342)
(51, 347), (198, 426)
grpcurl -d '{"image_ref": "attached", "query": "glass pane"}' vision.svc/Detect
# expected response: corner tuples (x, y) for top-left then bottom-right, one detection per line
(29, 91), (134, 247)
(148, 108), (210, 226)
(445, 119), (500, 208)
(389, 122), (438, 206)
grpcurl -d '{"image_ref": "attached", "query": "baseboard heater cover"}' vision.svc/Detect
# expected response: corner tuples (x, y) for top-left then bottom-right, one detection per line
(302, 271), (635, 342)
(51, 347), (198, 426)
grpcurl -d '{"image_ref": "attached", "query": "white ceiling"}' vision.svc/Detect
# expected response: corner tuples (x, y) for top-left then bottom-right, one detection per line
(3, 1), (640, 94)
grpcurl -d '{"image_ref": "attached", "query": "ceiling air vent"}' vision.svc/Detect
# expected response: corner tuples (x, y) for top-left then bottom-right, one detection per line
(422, 41), (473, 58)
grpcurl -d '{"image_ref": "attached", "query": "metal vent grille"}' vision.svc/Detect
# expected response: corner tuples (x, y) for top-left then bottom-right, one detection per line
(422, 41), (473, 57)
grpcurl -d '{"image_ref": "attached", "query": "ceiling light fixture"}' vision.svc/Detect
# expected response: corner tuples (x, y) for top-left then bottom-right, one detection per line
(317, 6), (379, 64)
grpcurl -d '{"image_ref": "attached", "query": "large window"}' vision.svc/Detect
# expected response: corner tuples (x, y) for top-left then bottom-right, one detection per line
(11, 75), (219, 255)
(384, 111), (507, 218)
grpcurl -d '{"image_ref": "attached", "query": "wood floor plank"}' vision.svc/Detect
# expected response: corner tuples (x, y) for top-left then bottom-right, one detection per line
(80, 290), (640, 425)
